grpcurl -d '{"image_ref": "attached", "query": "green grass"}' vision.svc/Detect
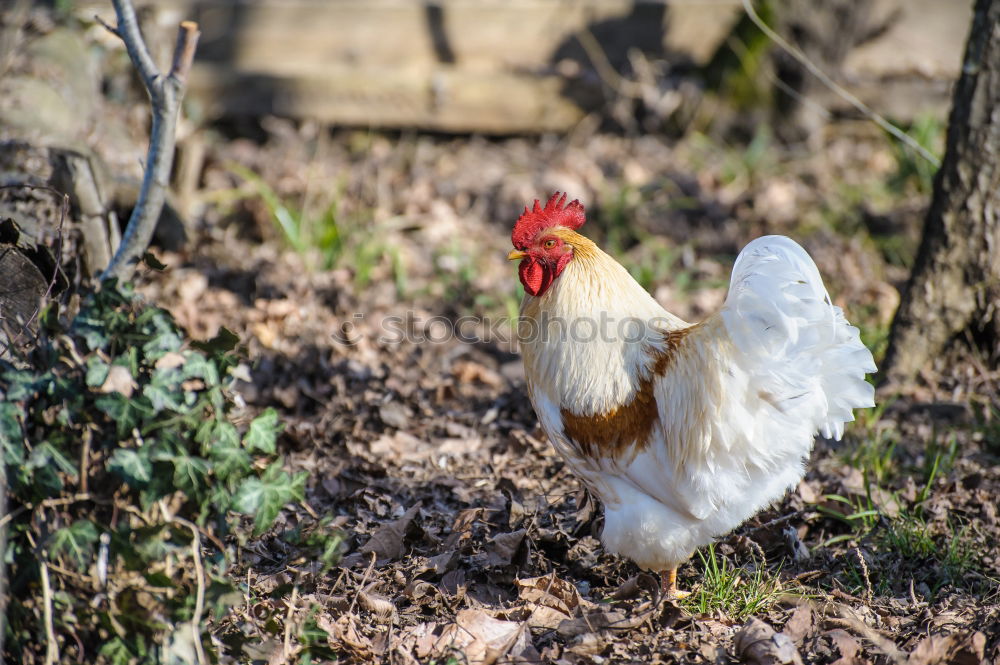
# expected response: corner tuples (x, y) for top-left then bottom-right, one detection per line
(229, 164), (346, 270)
(888, 112), (945, 196)
(972, 404), (1000, 457)
(682, 544), (789, 619)
(839, 402), (899, 486)
(850, 303), (892, 365)
(821, 474), (979, 597)
(226, 165), (403, 290)
(686, 126), (778, 190)
(871, 513), (975, 595)
(818, 493), (882, 547)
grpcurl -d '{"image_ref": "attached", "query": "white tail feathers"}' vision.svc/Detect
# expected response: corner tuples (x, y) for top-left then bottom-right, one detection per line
(721, 236), (876, 441)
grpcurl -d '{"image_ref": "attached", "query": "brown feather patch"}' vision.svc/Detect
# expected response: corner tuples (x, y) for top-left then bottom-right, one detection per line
(560, 327), (693, 461)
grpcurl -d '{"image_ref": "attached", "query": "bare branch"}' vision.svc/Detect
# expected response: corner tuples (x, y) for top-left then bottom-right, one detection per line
(170, 21), (200, 85)
(101, 0), (200, 283)
(93, 14), (120, 39)
(740, 0), (941, 169)
(108, 0), (158, 90)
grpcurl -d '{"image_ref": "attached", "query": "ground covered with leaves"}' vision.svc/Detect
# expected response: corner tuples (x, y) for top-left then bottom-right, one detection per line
(117, 116), (999, 664)
(3, 19), (999, 659)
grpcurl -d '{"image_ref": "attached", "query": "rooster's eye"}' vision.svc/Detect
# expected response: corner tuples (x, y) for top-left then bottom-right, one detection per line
(543, 239), (557, 249)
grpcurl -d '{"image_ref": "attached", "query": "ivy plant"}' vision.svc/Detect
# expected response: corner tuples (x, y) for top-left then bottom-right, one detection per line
(0, 282), (304, 664)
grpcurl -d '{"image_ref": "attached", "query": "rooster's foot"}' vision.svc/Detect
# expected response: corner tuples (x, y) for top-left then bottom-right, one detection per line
(659, 568), (691, 600)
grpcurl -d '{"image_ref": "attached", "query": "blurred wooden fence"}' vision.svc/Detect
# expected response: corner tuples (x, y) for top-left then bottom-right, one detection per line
(80, 0), (972, 133)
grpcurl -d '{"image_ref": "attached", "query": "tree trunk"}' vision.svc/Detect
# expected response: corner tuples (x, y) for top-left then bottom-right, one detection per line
(881, 0), (1000, 386)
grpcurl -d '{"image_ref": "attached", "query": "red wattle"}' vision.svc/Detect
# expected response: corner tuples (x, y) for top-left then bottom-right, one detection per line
(519, 257), (553, 296)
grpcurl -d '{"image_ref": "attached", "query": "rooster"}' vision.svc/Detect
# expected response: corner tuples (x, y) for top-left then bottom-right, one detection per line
(509, 193), (876, 597)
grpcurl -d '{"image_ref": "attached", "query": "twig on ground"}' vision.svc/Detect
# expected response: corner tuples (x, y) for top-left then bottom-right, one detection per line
(830, 603), (907, 664)
(0, 492), (96, 531)
(99, 0), (200, 282)
(744, 510), (810, 534)
(349, 552), (378, 615)
(739, 0), (941, 168)
(41, 562), (59, 665)
(172, 514), (208, 665)
(282, 582), (300, 659)
(853, 547), (873, 600)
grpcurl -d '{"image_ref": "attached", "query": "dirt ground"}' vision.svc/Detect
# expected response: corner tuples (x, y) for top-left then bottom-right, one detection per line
(121, 115), (1000, 664)
(2, 5), (998, 662)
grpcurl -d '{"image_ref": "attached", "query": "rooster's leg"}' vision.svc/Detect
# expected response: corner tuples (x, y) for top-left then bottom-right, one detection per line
(659, 567), (691, 600)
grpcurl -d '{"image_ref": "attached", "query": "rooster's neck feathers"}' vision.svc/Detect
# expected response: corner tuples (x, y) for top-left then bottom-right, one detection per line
(519, 230), (689, 432)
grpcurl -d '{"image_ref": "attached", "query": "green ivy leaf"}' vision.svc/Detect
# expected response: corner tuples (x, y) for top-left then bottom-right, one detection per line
(29, 441), (78, 477)
(108, 448), (153, 487)
(190, 327), (240, 356)
(143, 571), (173, 588)
(48, 520), (98, 570)
(85, 357), (110, 388)
(180, 353), (221, 388)
(243, 408), (281, 455)
(72, 312), (111, 350)
(138, 308), (184, 359)
(144, 371), (188, 413)
(98, 635), (147, 665)
(1, 367), (39, 401)
(95, 393), (155, 437)
(0, 402), (24, 465)
(233, 460), (305, 534)
(210, 422), (251, 480)
(141, 252), (168, 271)
(127, 524), (174, 566)
(205, 577), (244, 620)
(171, 452), (211, 495)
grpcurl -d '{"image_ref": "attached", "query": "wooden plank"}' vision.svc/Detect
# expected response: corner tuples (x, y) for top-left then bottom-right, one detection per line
(77, 0), (972, 132)
(188, 63), (586, 134)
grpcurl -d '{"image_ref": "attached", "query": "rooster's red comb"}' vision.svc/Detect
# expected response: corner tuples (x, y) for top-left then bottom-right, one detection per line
(511, 192), (586, 249)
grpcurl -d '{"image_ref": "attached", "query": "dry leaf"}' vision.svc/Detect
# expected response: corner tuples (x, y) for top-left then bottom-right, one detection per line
(908, 631), (986, 665)
(483, 529), (526, 567)
(516, 573), (591, 615)
(358, 589), (397, 623)
(396, 621), (441, 659)
(433, 609), (529, 664)
(556, 609), (630, 638)
(782, 524), (811, 562)
(782, 605), (814, 644)
(154, 352), (186, 370)
(734, 618), (804, 665)
(99, 364), (136, 397)
(325, 614), (372, 656)
(379, 401), (409, 429)
(423, 550), (458, 577)
(452, 360), (503, 388)
(825, 629), (866, 665)
(611, 573), (659, 600)
(361, 504), (420, 561)
(525, 604), (572, 630)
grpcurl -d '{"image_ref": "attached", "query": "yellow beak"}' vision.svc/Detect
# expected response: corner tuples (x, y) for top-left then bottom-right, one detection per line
(507, 249), (526, 261)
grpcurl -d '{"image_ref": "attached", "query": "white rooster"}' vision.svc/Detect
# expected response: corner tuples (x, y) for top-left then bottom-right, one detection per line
(508, 193), (876, 596)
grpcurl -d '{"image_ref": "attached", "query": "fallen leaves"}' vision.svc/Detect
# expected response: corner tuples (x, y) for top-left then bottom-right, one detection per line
(512, 572), (595, 631)
(438, 610), (533, 663)
(361, 504), (420, 561)
(909, 631), (987, 665)
(733, 618), (804, 665)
